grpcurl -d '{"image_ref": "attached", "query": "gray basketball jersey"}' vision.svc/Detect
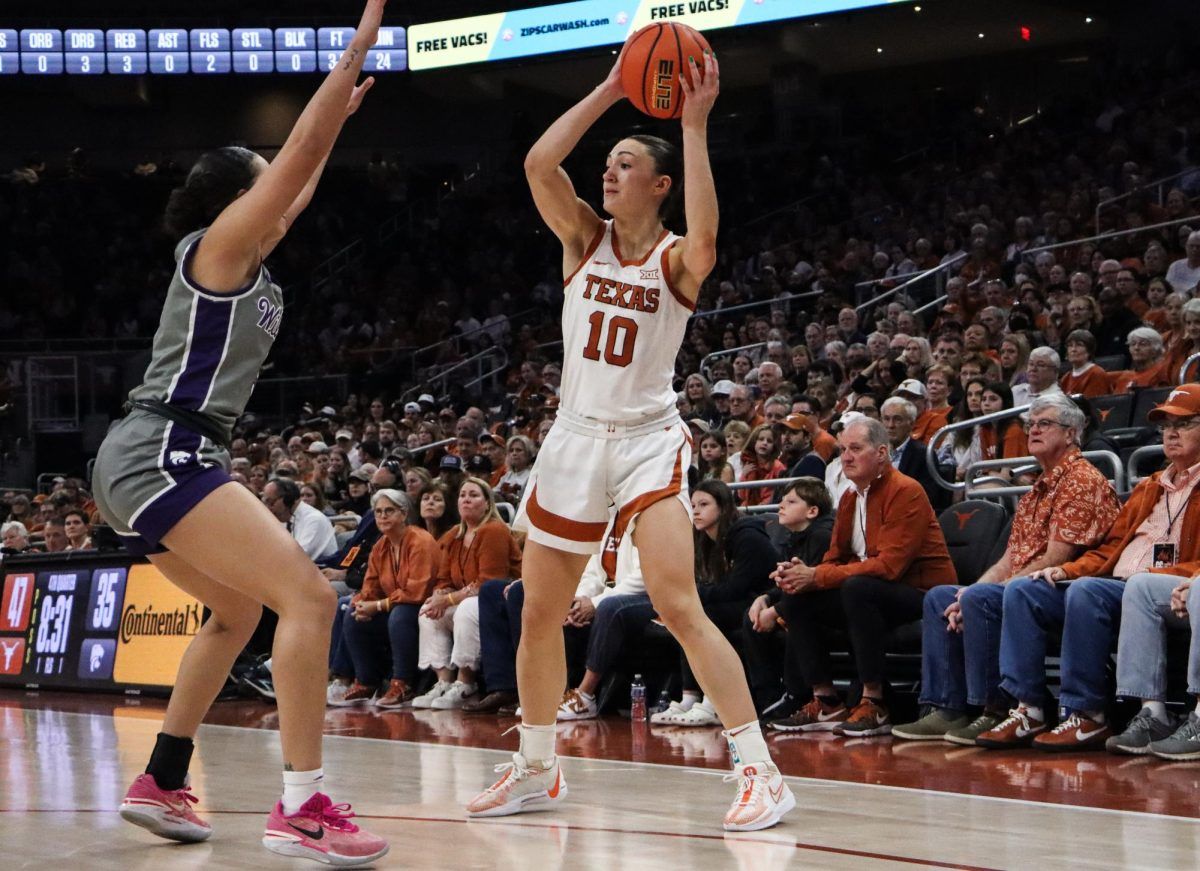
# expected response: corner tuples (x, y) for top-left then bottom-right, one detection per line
(128, 229), (283, 437)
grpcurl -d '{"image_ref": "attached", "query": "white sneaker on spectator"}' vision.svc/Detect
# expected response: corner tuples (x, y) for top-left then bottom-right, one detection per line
(412, 680), (454, 709)
(557, 689), (599, 721)
(430, 681), (478, 709)
(661, 700), (719, 727)
(326, 680), (352, 706)
(650, 700), (693, 725)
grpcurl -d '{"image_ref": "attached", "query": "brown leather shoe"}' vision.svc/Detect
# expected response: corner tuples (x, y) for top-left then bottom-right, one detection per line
(375, 679), (415, 709)
(462, 690), (519, 714)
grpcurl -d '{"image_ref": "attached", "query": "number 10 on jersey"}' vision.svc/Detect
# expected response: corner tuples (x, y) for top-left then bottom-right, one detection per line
(582, 311), (638, 367)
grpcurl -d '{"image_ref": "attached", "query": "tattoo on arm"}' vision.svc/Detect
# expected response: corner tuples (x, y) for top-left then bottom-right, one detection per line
(342, 48), (360, 70)
(284, 763), (294, 771)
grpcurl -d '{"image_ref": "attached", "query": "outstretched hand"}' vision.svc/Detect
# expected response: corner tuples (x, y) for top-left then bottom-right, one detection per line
(347, 77), (376, 116)
(680, 50), (719, 129)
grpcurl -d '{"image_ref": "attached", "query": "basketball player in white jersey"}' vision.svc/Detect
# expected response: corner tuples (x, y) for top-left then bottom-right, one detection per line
(467, 45), (794, 831)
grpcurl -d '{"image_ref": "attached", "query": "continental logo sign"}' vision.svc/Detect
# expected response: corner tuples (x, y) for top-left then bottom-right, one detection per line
(114, 564), (203, 687)
(407, 1), (910, 71)
(119, 601), (201, 643)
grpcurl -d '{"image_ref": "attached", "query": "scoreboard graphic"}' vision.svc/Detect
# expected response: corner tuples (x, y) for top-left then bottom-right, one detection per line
(0, 557), (201, 694)
(0, 25), (406, 75)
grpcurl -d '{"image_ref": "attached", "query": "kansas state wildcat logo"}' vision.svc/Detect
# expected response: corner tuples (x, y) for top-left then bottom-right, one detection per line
(257, 297), (283, 338)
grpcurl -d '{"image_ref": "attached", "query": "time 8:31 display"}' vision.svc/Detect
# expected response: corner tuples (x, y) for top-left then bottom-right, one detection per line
(0, 560), (201, 693)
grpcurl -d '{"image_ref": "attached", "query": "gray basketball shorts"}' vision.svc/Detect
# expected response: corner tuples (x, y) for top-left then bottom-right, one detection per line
(92, 409), (233, 556)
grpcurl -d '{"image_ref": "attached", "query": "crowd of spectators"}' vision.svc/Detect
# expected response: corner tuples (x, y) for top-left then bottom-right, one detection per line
(5, 49), (1200, 765)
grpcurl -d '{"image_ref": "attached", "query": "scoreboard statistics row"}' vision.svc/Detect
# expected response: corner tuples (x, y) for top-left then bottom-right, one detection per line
(0, 26), (407, 75)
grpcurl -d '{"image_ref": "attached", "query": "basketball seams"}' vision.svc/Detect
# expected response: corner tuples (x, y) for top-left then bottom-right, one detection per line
(640, 24), (664, 116)
(670, 23), (685, 120)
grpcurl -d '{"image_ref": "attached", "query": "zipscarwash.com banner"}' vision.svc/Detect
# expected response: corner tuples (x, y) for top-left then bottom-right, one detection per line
(407, 0), (910, 71)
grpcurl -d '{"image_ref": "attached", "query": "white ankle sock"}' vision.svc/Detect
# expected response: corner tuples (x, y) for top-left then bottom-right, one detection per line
(518, 722), (557, 768)
(282, 768), (324, 815)
(1145, 701), (1168, 722)
(1021, 704), (1044, 722)
(681, 691), (701, 710)
(724, 720), (771, 766)
(578, 690), (595, 702)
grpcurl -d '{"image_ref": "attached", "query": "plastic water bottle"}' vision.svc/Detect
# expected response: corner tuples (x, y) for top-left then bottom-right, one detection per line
(630, 674), (647, 721)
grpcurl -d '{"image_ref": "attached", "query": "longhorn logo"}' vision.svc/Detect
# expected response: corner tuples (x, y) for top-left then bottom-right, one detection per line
(954, 509), (980, 531)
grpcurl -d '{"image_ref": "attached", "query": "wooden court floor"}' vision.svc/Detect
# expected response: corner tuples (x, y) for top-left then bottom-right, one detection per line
(1, 691), (1198, 869)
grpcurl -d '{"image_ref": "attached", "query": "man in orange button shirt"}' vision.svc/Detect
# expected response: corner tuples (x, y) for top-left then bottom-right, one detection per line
(978, 385), (1200, 752)
(769, 416), (955, 739)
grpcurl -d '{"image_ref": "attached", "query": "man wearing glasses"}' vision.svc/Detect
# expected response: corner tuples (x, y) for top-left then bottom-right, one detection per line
(894, 395), (1119, 744)
(1012, 347), (1064, 406)
(977, 386), (1200, 750)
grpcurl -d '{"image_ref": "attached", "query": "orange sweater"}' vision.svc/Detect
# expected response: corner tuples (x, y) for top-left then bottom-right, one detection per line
(1108, 362), (1169, 394)
(815, 464), (956, 591)
(436, 519), (522, 591)
(1062, 470), (1200, 579)
(979, 422), (1027, 461)
(356, 526), (440, 606)
(1060, 364), (1113, 399)
(913, 406), (952, 443)
(813, 429), (837, 463)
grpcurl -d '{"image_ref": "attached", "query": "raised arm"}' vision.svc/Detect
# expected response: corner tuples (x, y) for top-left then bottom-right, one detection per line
(192, 0), (385, 292)
(524, 45), (630, 272)
(669, 51), (720, 301)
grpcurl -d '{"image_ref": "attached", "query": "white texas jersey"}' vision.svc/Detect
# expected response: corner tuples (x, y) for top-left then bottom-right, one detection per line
(559, 220), (693, 421)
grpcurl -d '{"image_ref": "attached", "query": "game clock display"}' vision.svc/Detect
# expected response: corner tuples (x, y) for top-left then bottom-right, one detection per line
(0, 25), (406, 75)
(0, 556), (201, 694)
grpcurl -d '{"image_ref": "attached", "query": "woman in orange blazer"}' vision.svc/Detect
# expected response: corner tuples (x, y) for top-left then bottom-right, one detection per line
(412, 477), (522, 710)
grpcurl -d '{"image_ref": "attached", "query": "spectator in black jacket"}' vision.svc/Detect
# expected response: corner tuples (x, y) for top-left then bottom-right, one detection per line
(881, 396), (952, 512)
(651, 480), (778, 726)
(743, 479), (835, 713)
(777, 413), (826, 488)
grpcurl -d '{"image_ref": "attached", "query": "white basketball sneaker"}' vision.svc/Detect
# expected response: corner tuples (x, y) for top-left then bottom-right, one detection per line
(722, 762), (795, 832)
(466, 753), (567, 818)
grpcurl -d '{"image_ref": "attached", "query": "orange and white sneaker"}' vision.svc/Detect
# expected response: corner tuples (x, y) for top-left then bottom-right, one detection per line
(466, 753), (567, 818)
(722, 762), (795, 832)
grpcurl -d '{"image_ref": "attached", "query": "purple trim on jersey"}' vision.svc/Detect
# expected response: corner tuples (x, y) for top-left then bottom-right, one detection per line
(117, 532), (168, 558)
(130, 462), (231, 549)
(168, 296), (234, 410)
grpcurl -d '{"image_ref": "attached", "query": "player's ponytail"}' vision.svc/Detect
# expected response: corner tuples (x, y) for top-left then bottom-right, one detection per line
(627, 134), (683, 225)
(164, 146), (261, 240)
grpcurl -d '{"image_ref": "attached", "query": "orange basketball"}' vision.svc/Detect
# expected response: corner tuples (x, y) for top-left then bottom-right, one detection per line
(620, 22), (712, 120)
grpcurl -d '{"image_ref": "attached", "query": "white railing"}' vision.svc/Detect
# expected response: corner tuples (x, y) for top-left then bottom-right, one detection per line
(1021, 214), (1200, 260)
(962, 451), (1125, 500)
(855, 252), (967, 316)
(1094, 169), (1197, 234)
(1180, 352), (1200, 385)
(700, 343), (766, 379)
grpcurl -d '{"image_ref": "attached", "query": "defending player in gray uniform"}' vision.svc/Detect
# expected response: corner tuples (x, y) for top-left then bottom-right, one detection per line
(94, 2), (392, 865)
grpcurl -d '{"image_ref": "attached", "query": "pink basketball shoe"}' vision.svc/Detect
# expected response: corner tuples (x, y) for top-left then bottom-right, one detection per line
(119, 772), (212, 842)
(262, 793), (389, 866)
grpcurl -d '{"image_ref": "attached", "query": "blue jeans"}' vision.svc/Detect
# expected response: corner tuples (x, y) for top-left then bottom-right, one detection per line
(999, 576), (1124, 712)
(919, 583), (1005, 711)
(1115, 572), (1200, 699)
(329, 595), (355, 677)
(479, 579), (524, 693)
(478, 579), (592, 693)
(585, 593), (656, 676)
(340, 600), (422, 686)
